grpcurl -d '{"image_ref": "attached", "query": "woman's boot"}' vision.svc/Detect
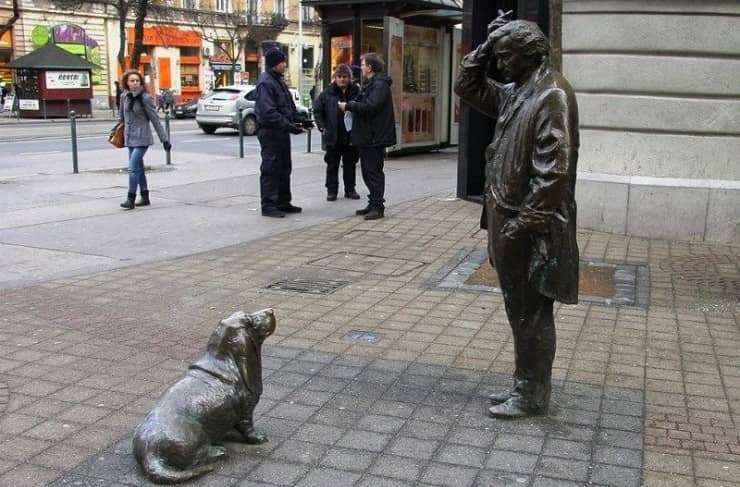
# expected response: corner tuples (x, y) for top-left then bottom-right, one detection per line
(135, 190), (150, 207)
(120, 192), (136, 210)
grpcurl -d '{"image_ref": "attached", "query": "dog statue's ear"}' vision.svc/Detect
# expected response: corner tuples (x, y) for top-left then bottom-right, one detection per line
(241, 314), (254, 328)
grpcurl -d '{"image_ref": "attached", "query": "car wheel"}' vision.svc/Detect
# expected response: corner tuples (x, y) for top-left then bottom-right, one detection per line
(199, 124), (217, 134)
(242, 115), (258, 136)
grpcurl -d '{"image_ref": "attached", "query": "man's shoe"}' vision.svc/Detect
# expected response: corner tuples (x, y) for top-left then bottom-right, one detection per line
(278, 204), (302, 213)
(488, 398), (547, 419)
(327, 192), (338, 201)
(489, 389), (513, 405)
(355, 205), (372, 216)
(261, 209), (286, 218)
(364, 208), (384, 220)
(345, 190), (361, 200)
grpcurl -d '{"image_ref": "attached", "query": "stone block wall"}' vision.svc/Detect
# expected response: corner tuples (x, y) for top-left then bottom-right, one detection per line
(562, 0), (740, 243)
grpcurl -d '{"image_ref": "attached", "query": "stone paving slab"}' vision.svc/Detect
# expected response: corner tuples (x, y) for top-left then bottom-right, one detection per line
(49, 346), (644, 487)
(0, 194), (738, 486)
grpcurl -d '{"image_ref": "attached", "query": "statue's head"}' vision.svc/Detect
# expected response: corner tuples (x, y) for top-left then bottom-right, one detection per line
(490, 20), (549, 84)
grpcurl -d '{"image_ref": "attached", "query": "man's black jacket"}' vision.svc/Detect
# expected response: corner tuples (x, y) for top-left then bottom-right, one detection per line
(346, 73), (396, 148)
(255, 69), (299, 131)
(313, 81), (359, 147)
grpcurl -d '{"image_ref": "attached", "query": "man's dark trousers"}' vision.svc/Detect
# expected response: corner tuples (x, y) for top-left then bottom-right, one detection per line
(258, 128), (292, 210)
(359, 146), (385, 209)
(488, 203), (556, 411)
(325, 141), (358, 194)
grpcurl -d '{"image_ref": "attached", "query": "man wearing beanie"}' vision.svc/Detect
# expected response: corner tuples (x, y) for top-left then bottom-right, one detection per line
(313, 64), (361, 201)
(255, 47), (309, 218)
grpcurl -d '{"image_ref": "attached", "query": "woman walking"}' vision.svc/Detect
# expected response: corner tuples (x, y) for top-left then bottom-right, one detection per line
(117, 69), (171, 210)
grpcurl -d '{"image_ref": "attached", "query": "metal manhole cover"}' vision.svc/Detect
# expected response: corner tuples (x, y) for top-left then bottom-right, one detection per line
(266, 277), (349, 294)
(345, 330), (384, 343)
(659, 254), (740, 296)
(308, 252), (427, 276)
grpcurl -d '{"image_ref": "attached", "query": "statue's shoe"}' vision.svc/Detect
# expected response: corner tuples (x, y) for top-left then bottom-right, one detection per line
(489, 389), (512, 405)
(488, 398), (547, 419)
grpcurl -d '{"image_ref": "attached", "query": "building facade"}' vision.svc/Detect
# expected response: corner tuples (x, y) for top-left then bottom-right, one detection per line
(0, 0), (321, 109)
(456, 0), (739, 243)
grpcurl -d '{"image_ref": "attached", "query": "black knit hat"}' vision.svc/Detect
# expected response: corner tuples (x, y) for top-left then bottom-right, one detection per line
(265, 48), (286, 68)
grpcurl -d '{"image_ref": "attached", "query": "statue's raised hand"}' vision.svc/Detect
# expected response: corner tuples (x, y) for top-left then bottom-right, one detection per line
(487, 9), (513, 35)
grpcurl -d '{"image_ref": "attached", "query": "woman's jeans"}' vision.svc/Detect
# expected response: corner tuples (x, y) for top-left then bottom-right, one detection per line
(127, 146), (149, 194)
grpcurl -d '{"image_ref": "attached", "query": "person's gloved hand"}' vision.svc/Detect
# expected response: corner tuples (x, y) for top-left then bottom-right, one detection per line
(163, 141), (172, 152)
(301, 119), (315, 130)
(288, 124), (304, 135)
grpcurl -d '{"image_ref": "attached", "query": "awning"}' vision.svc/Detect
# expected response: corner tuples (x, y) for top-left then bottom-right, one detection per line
(7, 44), (100, 70)
(302, 0), (461, 10)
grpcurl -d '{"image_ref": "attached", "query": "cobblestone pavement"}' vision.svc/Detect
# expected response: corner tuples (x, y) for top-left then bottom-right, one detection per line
(0, 194), (738, 486)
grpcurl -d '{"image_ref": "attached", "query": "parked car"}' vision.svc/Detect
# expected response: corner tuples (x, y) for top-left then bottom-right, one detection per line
(196, 84), (309, 136)
(173, 99), (197, 118)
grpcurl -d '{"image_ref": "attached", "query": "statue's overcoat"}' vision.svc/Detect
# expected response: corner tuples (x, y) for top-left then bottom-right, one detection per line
(455, 45), (580, 304)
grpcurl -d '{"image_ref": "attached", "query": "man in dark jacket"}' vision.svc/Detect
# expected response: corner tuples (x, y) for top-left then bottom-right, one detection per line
(313, 64), (361, 201)
(455, 17), (579, 418)
(255, 47), (309, 218)
(339, 53), (396, 220)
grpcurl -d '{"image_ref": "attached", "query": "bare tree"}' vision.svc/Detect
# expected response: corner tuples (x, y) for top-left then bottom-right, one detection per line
(49, 0), (150, 72)
(169, 6), (288, 85)
(0, 0), (20, 38)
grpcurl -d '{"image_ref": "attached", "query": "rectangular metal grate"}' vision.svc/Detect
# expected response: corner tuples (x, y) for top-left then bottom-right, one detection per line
(266, 277), (350, 295)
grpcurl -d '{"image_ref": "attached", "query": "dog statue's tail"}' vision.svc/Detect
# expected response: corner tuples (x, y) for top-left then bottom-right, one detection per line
(134, 443), (214, 484)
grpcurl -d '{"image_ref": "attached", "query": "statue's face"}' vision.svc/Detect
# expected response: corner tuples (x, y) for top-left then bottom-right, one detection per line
(494, 36), (533, 85)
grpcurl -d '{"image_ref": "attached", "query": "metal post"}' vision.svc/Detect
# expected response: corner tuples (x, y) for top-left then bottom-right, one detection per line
(238, 108), (245, 158)
(69, 110), (79, 174)
(306, 108), (313, 153)
(165, 113), (171, 165)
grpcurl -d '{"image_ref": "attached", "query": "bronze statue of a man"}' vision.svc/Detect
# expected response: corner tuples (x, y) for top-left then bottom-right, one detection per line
(455, 17), (579, 418)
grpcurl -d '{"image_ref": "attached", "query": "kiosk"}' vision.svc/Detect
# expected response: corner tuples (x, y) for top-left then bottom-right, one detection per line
(304, 0), (462, 154)
(6, 44), (98, 118)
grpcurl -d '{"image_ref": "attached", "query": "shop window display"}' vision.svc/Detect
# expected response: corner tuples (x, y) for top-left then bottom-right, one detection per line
(402, 25), (438, 144)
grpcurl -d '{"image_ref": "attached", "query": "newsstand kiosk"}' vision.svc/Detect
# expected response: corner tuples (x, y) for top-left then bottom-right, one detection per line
(304, 0), (463, 154)
(7, 44), (98, 118)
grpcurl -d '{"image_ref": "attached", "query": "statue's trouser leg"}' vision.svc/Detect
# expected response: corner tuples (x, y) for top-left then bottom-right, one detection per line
(488, 204), (556, 411)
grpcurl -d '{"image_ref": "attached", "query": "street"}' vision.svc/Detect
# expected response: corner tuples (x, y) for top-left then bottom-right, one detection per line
(0, 123), (459, 289)
(0, 118), (322, 179)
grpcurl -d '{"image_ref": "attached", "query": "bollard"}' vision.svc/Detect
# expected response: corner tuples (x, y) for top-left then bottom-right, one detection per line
(165, 113), (172, 165)
(306, 108), (313, 153)
(238, 108), (245, 158)
(69, 110), (79, 174)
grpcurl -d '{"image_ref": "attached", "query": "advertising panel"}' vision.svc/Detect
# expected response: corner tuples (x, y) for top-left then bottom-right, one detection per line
(45, 71), (91, 89)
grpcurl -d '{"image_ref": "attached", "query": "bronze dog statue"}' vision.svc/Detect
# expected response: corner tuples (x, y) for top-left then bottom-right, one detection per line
(133, 309), (276, 484)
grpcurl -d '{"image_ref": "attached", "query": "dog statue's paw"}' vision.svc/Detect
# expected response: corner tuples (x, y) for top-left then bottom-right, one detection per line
(207, 445), (228, 461)
(245, 431), (268, 444)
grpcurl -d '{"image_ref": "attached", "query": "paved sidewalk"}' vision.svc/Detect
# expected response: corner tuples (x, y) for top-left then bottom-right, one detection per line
(0, 191), (738, 486)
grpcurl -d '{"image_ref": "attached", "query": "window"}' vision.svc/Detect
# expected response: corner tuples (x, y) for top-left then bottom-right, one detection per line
(274, 0), (285, 16)
(180, 65), (199, 87)
(182, 0), (197, 9)
(215, 0), (229, 13)
(246, 0), (257, 16)
(302, 6), (316, 23)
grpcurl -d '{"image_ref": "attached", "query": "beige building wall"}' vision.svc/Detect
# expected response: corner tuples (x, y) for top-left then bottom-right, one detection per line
(14, 4), (111, 107)
(562, 0), (740, 243)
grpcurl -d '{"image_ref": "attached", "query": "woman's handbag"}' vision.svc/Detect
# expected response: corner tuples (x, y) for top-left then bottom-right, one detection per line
(109, 123), (125, 148)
